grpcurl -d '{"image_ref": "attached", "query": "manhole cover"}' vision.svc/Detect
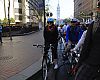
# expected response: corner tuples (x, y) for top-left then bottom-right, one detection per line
(0, 56), (13, 60)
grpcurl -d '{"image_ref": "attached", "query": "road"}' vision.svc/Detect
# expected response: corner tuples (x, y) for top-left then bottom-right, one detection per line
(27, 40), (75, 80)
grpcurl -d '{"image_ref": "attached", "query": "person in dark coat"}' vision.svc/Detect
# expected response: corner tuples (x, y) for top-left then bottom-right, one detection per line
(74, 1), (100, 80)
(44, 18), (58, 69)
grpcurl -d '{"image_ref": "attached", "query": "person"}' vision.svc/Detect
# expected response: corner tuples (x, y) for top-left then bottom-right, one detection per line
(74, 1), (100, 80)
(71, 22), (90, 52)
(63, 21), (69, 33)
(63, 21), (69, 40)
(65, 18), (82, 52)
(58, 24), (64, 40)
(0, 24), (3, 43)
(71, 30), (87, 53)
(44, 18), (58, 69)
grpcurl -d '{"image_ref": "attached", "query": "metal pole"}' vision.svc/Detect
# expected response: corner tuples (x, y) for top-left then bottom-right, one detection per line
(8, 0), (12, 40)
(43, 0), (46, 28)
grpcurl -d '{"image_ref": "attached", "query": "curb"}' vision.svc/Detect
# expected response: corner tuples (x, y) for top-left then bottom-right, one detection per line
(7, 57), (42, 80)
(2, 30), (39, 37)
(26, 69), (42, 80)
(12, 30), (39, 36)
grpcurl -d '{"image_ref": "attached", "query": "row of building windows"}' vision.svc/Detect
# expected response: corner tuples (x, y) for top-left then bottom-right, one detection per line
(15, 8), (22, 14)
(15, 0), (22, 3)
(15, 15), (22, 20)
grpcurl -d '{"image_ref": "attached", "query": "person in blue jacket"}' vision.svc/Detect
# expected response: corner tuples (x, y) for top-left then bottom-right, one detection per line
(0, 24), (3, 43)
(65, 18), (83, 55)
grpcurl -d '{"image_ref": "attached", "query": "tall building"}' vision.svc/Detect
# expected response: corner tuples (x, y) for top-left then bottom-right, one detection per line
(57, 0), (60, 19)
(74, 0), (98, 21)
(0, 0), (43, 26)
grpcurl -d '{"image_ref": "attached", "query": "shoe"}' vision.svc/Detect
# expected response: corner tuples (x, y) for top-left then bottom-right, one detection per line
(54, 64), (58, 69)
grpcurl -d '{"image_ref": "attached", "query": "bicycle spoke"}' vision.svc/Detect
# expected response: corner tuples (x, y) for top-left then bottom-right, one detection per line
(42, 58), (48, 80)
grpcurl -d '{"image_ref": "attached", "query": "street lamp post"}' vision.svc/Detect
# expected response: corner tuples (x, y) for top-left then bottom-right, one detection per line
(8, 0), (12, 40)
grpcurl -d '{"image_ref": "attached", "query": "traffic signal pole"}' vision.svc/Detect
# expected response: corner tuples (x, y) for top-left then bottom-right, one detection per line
(43, 0), (46, 28)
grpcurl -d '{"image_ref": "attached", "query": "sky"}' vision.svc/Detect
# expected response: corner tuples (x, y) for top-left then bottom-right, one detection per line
(47, 0), (74, 19)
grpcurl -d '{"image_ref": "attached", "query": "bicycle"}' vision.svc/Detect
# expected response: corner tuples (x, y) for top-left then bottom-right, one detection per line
(58, 35), (66, 51)
(68, 50), (80, 75)
(61, 43), (78, 73)
(33, 44), (54, 80)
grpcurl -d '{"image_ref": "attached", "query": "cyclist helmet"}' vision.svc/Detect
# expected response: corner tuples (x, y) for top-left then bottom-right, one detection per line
(47, 18), (54, 23)
(71, 18), (77, 23)
(76, 19), (80, 25)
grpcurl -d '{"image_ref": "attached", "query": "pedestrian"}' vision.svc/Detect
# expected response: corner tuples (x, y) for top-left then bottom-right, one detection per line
(0, 24), (3, 43)
(74, 1), (100, 80)
(63, 21), (69, 39)
(44, 17), (58, 69)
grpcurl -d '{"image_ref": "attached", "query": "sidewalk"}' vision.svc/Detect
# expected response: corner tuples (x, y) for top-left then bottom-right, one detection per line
(0, 30), (43, 80)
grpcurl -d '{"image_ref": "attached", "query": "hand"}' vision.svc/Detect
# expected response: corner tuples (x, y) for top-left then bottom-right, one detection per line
(70, 49), (74, 52)
(65, 42), (68, 46)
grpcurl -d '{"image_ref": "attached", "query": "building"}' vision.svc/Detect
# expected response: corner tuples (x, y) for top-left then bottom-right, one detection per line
(56, 0), (60, 26)
(0, 0), (43, 26)
(57, 0), (60, 19)
(74, 0), (98, 21)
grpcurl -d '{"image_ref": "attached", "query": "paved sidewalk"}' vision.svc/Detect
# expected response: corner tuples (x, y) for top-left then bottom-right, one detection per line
(0, 30), (43, 80)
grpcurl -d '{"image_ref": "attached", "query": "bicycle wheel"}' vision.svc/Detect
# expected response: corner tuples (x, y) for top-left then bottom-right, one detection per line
(42, 56), (48, 80)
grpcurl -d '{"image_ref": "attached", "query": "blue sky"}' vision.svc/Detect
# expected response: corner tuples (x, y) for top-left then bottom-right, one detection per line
(48, 0), (74, 19)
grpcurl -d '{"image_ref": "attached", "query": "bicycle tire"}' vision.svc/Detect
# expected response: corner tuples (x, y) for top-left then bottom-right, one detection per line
(42, 56), (48, 80)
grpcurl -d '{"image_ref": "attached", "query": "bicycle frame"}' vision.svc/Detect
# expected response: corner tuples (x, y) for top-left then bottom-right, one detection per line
(33, 44), (54, 80)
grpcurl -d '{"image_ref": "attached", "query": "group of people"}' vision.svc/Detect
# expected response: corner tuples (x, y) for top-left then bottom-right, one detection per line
(44, 17), (87, 69)
(43, 1), (100, 79)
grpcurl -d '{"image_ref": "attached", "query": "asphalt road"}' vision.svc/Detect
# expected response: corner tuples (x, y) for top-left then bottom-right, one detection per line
(27, 41), (75, 80)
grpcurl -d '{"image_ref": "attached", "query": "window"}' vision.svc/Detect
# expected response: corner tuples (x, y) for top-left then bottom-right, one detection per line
(15, 15), (19, 20)
(18, 0), (22, 3)
(15, 15), (22, 20)
(19, 9), (22, 14)
(19, 15), (22, 20)
(15, 8), (22, 14)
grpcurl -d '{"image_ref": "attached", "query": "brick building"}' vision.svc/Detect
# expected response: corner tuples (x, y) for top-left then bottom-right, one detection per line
(74, 0), (98, 21)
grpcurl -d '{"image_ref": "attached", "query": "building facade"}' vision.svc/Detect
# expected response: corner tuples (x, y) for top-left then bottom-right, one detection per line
(74, 0), (98, 21)
(0, 0), (43, 26)
(56, 0), (60, 26)
(57, 2), (60, 19)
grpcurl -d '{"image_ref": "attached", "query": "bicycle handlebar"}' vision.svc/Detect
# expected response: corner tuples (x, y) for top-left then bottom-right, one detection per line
(33, 44), (44, 48)
(33, 44), (54, 48)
